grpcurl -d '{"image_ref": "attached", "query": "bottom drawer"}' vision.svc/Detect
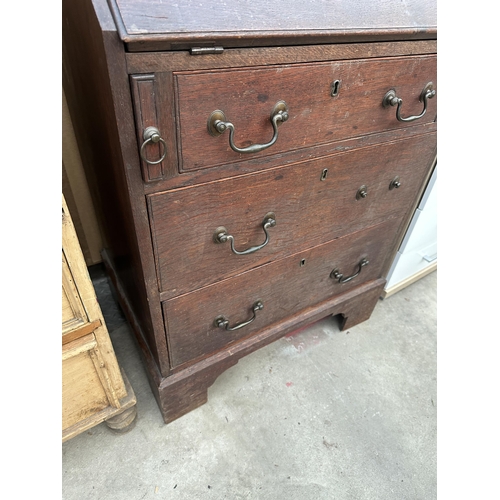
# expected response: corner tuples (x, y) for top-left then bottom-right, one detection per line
(164, 219), (402, 368)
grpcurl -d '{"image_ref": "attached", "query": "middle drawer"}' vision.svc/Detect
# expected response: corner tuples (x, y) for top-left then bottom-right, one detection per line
(148, 134), (435, 299)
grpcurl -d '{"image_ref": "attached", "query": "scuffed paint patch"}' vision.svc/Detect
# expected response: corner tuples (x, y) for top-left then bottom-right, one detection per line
(283, 325), (325, 353)
(128, 24), (150, 34)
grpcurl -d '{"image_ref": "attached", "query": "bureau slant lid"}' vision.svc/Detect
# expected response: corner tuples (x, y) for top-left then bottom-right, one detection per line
(107, 0), (437, 52)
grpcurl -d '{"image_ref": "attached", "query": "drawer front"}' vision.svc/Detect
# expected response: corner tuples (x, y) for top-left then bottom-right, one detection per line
(174, 55), (436, 172)
(149, 133), (436, 299)
(164, 219), (400, 368)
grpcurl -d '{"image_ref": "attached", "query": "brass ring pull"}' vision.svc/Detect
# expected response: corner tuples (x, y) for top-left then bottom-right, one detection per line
(207, 101), (289, 154)
(330, 258), (369, 284)
(214, 301), (264, 331)
(140, 126), (167, 165)
(383, 82), (436, 123)
(214, 213), (276, 255)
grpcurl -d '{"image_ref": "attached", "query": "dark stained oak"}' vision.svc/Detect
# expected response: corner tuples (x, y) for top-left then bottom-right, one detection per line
(149, 133), (437, 299)
(64, 0), (437, 424)
(158, 279), (387, 424)
(130, 74), (165, 182)
(109, 0), (437, 51)
(125, 41), (437, 74)
(173, 55), (437, 172)
(137, 124), (436, 193)
(164, 219), (401, 368)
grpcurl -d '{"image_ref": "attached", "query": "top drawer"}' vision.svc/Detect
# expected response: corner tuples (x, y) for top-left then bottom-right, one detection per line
(171, 55), (436, 172)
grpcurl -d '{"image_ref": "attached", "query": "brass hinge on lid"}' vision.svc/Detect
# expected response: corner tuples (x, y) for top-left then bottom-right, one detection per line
(190, 46), (224, 55)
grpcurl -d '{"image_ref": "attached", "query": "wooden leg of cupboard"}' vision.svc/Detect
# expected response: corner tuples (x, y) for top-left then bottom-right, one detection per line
(105, 405), (138, 434)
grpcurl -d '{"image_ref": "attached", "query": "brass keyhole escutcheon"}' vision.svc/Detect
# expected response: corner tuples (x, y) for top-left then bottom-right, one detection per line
(331, 80), (341, 97)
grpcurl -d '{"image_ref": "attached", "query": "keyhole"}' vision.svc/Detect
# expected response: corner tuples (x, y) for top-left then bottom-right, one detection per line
(321, 169), (328, 181)
(331, 80), (341, 97)
(300, 259), (306, 267)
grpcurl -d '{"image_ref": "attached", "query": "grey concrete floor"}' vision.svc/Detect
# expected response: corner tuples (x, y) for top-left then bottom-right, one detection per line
(62, 269), (437, 500)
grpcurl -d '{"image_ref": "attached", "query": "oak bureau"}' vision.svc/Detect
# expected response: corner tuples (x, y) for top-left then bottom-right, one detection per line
(62, 0), (437, 424)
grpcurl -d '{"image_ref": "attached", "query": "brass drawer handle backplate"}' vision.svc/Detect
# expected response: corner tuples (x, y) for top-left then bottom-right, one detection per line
(214, 212), (276, 255)
(330, 258), (370, 284)
(208, 101), (289, 154)
(140, 126), (167, 165)
(383, 82), (436, 123)
(214, 301), (264, 331)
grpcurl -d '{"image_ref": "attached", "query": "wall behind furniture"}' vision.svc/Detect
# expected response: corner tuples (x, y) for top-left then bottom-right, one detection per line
(62, 89), (104, 266)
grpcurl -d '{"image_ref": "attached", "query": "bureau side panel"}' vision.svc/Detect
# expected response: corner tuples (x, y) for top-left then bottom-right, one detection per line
(62, 0), (170, 375)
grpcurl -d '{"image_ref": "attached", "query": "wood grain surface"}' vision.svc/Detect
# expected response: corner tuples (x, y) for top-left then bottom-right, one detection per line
(64, 0), (438, 424)
(158, 278), (385, 423)
(62, 195), (133, 438)
(173, 55), (437, 171)
(164, 218), (401, 368)
(126, 41), (437, 75)
(109, 0), (436, 50)
(149, 133), (436, 299)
